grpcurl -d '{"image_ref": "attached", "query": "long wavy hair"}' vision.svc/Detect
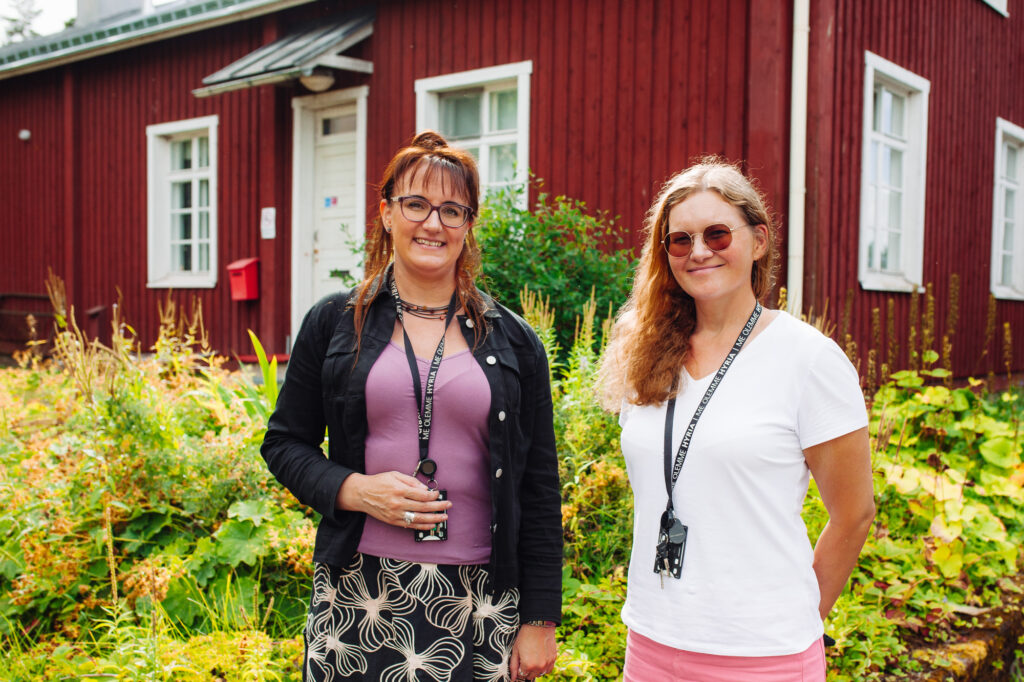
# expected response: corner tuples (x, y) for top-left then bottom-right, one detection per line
(352, 131), (487, 345)
(599, 157), (779, 408)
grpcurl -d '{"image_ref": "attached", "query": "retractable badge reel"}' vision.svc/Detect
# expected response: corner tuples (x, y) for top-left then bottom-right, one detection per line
(654, 510), (686, 585)
(413, 458), (447, 542)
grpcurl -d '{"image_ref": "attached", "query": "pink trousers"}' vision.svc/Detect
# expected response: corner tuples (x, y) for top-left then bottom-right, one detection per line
(623, 629), (826, 682)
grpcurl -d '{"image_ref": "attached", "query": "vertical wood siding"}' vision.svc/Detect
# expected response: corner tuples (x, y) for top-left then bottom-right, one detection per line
(5, 0), (794, 357)
(365, 0), (791, 252)
(0, 16), (298, 356)
(807, 0), (1024, 377)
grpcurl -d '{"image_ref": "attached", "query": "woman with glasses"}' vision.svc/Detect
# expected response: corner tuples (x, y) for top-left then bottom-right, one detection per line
(599, 158), (874, 681)
(262, 131), (561, 682)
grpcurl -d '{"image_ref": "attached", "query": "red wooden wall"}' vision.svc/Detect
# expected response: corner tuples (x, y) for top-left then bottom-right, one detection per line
(1, 0), (793, 359)
(806, 0), (1024, 377)
(0, 15), (295, 357)
(362, 0), (792, 254)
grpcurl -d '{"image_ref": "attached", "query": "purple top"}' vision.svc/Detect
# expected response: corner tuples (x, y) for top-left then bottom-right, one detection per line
(357, 341), (493, 564)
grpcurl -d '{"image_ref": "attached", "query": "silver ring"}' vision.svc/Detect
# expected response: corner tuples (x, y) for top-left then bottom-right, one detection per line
(403, 511), (415, 525)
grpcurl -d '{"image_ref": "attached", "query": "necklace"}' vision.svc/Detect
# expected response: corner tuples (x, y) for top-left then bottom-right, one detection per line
(398, 297), (451, 320)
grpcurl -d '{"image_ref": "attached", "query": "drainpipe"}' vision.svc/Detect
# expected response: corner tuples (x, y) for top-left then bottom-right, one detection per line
(787, 0), (810, 314)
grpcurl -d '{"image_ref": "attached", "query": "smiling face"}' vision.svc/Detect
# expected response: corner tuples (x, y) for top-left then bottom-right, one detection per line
(665, 190), (768, 307)
(380, 163), (473, 287)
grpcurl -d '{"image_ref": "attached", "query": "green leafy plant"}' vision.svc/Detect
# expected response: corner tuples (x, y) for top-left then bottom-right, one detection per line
(477, 180), (635, 354)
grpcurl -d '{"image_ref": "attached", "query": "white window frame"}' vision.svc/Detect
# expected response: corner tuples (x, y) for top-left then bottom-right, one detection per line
(146, 115), (219, 288)
(859, 52), (930, 293)
(415, 61), (532, 201)
(992, 117), (1024, 300)
(979, 0), (1008, 17)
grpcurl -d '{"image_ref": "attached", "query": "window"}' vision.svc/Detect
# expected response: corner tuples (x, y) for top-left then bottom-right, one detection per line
(992, 117), (1024, 300)
(859, 52), (930, 292)
(146, 115), (218, 288)
(415, 61), (531, 197)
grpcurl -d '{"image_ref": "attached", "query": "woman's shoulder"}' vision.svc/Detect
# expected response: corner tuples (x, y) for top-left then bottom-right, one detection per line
(766, 310), (839, 349)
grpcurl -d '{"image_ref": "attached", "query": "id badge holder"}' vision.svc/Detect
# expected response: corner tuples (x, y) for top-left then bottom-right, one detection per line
(414, 489), (448, 542)
(653, 512), (687, 579)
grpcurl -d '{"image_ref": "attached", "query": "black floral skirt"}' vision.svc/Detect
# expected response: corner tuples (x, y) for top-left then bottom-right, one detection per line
(303, 554), (520, 681)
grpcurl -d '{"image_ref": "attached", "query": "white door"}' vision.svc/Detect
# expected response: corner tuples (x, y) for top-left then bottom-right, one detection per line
(312, 104), (362, 301)
(290, 86), (368, 347)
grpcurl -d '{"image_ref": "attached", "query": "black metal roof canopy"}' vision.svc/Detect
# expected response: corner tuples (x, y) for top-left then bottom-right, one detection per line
(193, 7), (373, 97)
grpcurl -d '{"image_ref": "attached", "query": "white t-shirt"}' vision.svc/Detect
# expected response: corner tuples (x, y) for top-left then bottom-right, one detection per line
(619, 311), (868, 656)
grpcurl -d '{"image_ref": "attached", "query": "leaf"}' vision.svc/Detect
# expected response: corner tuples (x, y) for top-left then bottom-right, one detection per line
(886, 465), (921, 494)
(921, 349), (939, 365)
(978, 437), (1021, 469)
(931, 543), (963, 579)
(928, 515), (962, 543)
(918, 471), (963, 502)
(228, 499), (274, 527)
(213, 519), (269, 568)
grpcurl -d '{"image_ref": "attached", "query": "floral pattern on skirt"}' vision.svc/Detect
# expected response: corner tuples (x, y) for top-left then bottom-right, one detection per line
(304, 554), (520, 682)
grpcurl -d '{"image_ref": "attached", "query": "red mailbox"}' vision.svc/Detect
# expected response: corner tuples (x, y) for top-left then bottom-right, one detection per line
(226, 257), (259, 301)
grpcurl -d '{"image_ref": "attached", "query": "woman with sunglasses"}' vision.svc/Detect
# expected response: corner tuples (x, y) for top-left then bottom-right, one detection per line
(600, 158), (874, 681)
(262, 131), (561, 682)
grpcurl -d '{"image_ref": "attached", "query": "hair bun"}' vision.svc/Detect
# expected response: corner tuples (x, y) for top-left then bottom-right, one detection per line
(411, 130), (449, 151)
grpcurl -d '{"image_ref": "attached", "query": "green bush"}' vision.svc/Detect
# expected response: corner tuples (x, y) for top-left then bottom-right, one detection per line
(477, 181), (636, 354)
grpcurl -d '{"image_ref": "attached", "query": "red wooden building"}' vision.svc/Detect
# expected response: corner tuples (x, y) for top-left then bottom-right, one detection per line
(0, 0), (1021, 377)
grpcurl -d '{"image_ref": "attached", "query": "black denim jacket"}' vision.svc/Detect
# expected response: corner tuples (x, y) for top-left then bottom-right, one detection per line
(261, 285), (562, 623)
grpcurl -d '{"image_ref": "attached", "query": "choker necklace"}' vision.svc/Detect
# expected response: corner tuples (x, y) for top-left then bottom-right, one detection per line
(398, 297), (451, 320)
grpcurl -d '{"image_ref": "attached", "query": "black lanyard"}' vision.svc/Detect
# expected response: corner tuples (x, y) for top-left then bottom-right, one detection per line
(388, 272), (458, 485)
(662, 303), (762, 516)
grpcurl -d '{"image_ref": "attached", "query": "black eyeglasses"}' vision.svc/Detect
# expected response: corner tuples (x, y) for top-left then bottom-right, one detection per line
(662, 224), (745, 258)
(391, 195), (474, 228)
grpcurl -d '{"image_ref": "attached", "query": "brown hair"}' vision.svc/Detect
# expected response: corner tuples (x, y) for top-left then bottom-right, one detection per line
(599, 157), (779, 408)
(352, 131), (487, 344)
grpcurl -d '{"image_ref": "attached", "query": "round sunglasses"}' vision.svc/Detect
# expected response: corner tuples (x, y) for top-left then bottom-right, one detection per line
(662, 224), (746, 258)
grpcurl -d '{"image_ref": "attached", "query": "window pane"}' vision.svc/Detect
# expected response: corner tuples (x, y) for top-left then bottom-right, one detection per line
(199, 211), (209, 239)
(887, 91), (905, 138)
(1002, 254), (1013, 287)
(489, 89), (517, 132)
(440, 91), (482, 139)
(199, 179), (209, 208)
(176, 244), (192, 272)
(322, 114), (356, 136)
(886, 230), (901, 272)
(176, 213), (192, 240)
(463, 146), (479, 161)
(1006, 188), (1016, 220)
(866, 230), (877, 270)
(197, 136), (209, 168)
(886, 148), (903, 188)
(1006, 144), (1018, 181)
(864, 184), (876, 231)
(488, 143), (517, 184)
(1004, 221), (1015, 251)
(199, 243), (209, 272)
(172, 181), (192, 209)
(872, 86), (882, 133)
(877, 188), (890, 229)
(868, 141), (878, 183)
(171, 139), (192, 170)
(887, 189), (902, 231)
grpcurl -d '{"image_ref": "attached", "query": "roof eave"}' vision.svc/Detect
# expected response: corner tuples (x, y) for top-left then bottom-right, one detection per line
(0, 0), (316, 83)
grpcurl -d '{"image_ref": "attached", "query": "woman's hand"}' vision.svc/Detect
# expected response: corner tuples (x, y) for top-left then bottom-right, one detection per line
(336, 471), (451, 531)
(509, 624), (557, 680)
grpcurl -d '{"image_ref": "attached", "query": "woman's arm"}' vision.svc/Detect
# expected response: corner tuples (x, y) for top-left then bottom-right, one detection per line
(804, 426), (875, 619)
(511, 329), (562, 678)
